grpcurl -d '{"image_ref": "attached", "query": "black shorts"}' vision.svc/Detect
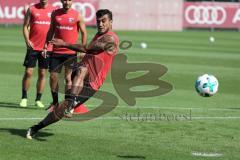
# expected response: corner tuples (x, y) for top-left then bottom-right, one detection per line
(23, 49), (50, 69)
(49, 53), (77, 73)
(75, 81), (96, 108)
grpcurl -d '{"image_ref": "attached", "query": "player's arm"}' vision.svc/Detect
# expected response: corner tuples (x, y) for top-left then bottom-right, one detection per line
(43, 11), (56, 49)
(78, 13), (87, 47)
(23, 7), (33, 49)
(77, 13), (87, 59)
(50, 39), (87, 52)
(87, 34), (117, 55)
(41, 11), (56, 57)
(50, 35), (117, 54)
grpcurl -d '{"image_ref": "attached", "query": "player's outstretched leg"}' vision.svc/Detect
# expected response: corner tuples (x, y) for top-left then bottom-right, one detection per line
(26, 100), (74, 139)
(26, 67), (88, 139)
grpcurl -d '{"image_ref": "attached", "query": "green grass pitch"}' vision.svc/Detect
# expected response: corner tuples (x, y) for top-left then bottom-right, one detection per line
(0, 26), (240, 160)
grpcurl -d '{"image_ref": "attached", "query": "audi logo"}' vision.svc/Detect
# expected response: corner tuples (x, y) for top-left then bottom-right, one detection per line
(53, 2), (96, 22)
(185, 5), (227, 25)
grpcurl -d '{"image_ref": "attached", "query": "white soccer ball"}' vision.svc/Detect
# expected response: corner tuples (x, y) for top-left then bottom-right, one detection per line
(209, 36), (215, 42)
(195, 74), (219, 97)
(140, 42), (147, 49)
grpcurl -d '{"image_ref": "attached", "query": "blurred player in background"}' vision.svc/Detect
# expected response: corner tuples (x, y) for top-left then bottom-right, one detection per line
(26, 9), (119, 139)
(43, 0), (87, 108)
(20, 0), (56, 108)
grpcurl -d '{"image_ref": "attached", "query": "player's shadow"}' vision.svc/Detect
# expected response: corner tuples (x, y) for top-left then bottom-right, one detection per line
(0, 101), (39, 110)
(0, 128), (54, 141)
(229, 108), (240, 110)
(117, 155), (146, 159)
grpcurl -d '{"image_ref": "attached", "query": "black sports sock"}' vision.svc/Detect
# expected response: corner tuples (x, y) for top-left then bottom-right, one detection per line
(35, 93), (42, 101)
(22, 89), (27, 99)
(64, 89), (71, 100)
(51, 91), (58, 104)
(32, 122), (45, 132)
(33, 103), (67, 132)
(33, 112), (60, 132)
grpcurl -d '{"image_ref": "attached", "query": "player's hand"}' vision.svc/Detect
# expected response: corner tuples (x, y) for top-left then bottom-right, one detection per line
(78, 52), (86, 60)
(41, 44), (48, 58)
(26, 40), (33, 49)
(50, 38), (66, 47)
(41, 49), (48, 58)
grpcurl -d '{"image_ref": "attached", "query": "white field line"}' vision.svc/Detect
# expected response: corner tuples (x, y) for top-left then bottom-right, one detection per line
(0, 104), (239, 111)
(0, 117), (42, 120)
(86, 104), (240, 111)
(103, 116), (240, 120)
(192, 152), (223, 157)
(1, 116), (240, 121)
(192, 116), (240, 119)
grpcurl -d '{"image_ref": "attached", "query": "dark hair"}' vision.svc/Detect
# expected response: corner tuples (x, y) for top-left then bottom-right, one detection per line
(96, 9), (112, 20)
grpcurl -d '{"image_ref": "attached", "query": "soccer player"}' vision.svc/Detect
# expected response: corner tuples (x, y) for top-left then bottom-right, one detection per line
(43, 0), (87, 107)
(26, 9), (119, 139)
(20, 0), (56, 108)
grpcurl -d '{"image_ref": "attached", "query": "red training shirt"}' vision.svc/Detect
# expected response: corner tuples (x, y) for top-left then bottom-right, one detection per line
(53, 8), (80, 54)
(82, 31), (119, 91)
(29, 3), (56, 51)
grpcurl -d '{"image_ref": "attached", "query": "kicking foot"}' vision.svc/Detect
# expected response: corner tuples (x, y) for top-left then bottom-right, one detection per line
(26, 127), (37, 140)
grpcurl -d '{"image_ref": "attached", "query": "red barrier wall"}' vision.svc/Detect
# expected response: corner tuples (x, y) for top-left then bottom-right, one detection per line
(99, 0), (183, 31)
(183, 2), (240, 29)
(3, 1), (239, 30)
(0, 0), (98, 25)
